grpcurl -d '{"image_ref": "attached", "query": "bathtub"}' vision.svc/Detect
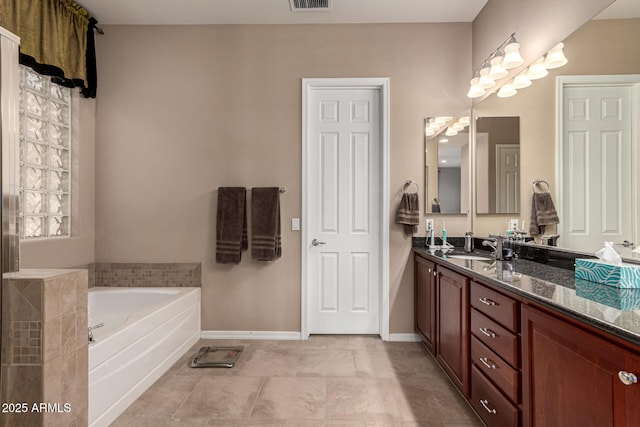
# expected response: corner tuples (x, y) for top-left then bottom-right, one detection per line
(88, 287), (201, 427)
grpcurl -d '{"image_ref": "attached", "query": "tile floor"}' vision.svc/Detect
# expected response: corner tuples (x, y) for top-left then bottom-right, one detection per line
(111, 336), (483, 427)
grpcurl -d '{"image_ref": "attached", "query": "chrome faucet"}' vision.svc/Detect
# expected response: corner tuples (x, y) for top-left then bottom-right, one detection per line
(88, 323), (104, 343)
(483, 233), (506, 260)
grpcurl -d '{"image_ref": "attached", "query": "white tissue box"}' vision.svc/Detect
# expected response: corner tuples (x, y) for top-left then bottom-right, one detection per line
(575, 258), (640, 288)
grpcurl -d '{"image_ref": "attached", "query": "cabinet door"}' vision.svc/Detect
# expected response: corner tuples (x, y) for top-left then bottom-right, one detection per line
(415, 255), (436, 353)
(522, 305), (640, 427)
(436, 266), (470, 397)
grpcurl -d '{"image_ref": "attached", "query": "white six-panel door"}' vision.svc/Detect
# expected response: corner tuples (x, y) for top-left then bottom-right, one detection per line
(306, 86), (381, 334)
(559, 78), (636, 256)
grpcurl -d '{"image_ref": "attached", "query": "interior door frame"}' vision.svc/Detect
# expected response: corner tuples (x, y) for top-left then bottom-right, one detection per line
(301, 77), (390, 341)
(556, 74), (640, 250)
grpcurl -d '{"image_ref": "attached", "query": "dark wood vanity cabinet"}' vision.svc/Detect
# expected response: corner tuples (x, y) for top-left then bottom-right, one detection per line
(414, 252), (640, 427)
(415, 255), (437, 353)
(436, 265), (470, 397)
(522, 305), (640, 427)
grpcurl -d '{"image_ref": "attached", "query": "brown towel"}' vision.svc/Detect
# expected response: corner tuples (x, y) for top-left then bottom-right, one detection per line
(396, 192), (420, 235)
(251, 187), (282, 261)
(216, 187), (247, 264)
(529, 192), (559, 235)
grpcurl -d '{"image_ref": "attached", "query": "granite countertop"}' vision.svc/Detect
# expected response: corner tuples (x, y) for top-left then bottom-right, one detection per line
(413, 245), (640, 349)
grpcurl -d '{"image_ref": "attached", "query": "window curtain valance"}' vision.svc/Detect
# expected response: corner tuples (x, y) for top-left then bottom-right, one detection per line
(1, 0), (98, 98)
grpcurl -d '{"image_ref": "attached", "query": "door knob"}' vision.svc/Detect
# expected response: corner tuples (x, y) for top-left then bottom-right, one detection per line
(311, 239), (326, 246)
(619, 240), (635, 248)
(618, 371), (638, 385)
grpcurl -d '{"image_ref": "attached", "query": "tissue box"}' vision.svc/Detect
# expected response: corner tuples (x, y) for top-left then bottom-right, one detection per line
(575, 258), (640, 288)
(575, 279), (640, 310)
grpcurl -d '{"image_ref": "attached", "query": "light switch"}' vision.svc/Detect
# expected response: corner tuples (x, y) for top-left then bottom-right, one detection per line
(291, 218), (300, 231)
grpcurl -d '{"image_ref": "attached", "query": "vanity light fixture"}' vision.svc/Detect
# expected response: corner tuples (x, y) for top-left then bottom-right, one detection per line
(467, 32), (522, 98)
(543, 42), (568, 69)
(470, 37), (568, 101)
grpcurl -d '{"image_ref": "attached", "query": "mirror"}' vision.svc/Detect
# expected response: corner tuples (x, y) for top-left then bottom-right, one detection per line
(472, 4), (640, 257)
(475, 116), (520, 214)
(424, 116), (470, 214)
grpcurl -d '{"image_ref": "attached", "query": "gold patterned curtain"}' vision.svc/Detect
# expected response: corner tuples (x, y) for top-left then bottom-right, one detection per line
(0, 0), (98, 98)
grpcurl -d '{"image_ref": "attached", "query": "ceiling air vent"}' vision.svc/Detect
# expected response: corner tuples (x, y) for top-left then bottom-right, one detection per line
(289, 0), (332, 12)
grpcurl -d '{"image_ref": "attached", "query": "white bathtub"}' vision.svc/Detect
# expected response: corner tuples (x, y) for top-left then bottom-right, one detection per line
(88, 287), (201, 427)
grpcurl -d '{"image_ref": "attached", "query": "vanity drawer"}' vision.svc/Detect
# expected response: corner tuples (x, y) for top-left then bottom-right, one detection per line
(471, 365), (519, 427)
(471, 281), (518, 331)
(471, 308), (518, 367)
(471, 336), (519, 403)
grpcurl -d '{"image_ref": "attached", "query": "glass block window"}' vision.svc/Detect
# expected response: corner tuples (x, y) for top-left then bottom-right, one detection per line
(19, 66), (71, 239)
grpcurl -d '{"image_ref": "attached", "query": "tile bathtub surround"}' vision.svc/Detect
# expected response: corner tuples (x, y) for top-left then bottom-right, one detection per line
(1, 269), (88, 427)
(112, 336), (484, 426)
(88, 262), (201, 288)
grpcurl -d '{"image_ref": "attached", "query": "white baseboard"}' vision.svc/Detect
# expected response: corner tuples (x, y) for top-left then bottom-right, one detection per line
(387, 333), (421, 342)
(201, 331), (420, 342)
(201, 330), (302, 340)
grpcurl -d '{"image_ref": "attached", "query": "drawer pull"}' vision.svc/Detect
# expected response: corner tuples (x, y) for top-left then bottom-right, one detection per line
(479, 327), (496, 338)
(479, 297), (497, 306)
(479, 356), (496, 370)
(480, 399), (497, 414)
(618, 371), (638, 386)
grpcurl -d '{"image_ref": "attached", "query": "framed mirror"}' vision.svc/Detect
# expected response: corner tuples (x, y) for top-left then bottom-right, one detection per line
(424, 116), (470, 214)
(475, 116), (520, 214)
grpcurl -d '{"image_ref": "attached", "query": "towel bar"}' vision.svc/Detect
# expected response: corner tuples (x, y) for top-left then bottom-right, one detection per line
(246, 187), (286, 193)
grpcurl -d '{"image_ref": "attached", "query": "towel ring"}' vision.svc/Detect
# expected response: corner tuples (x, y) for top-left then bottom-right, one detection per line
(532, 179), (550, 193)
(402, 180), (419, 194)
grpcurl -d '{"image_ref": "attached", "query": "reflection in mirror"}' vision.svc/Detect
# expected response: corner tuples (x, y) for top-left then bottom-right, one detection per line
(475, 116), (520, 214)
(424, 116), (470, 214)
(471, 2), (640, 258)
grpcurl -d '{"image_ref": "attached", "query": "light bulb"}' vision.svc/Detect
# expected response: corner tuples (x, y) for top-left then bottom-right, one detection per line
(445, 127), (458, 136)
(502, 40), (524, 69)
(527, 57), (548, 80)
(544, 42), (568, 69)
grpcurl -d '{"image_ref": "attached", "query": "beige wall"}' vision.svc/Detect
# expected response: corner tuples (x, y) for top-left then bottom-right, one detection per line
(473, 18), (640, 238)
(93, 24), (472, 334)
(20, 95), (96, 269)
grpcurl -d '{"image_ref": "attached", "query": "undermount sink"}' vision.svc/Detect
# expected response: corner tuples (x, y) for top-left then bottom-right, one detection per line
(447, 255), (492, 261)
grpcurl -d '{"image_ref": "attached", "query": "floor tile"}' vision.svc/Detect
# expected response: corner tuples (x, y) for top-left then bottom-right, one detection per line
(112, 337), (483, 427)
(174, 376), (263, 419)
(251, 377), (326, 420)
(238, 349), (302, 377)
(326, 378), (401, 422)
(391, 378), (478, 423)
(122, 372), (200, 417)
(111, 415), (208, 426)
